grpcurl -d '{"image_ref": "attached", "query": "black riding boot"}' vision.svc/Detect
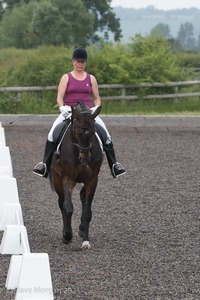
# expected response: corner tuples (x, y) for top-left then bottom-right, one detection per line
(33, 140), (55, 178)
(104, 142), (126, 178)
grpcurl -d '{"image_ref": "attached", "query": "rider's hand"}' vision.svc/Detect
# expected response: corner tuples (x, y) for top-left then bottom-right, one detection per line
(59, 105), (71, 117)
(90, 105), (99, 114)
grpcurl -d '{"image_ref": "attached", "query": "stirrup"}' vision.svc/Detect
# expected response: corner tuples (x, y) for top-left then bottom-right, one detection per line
(112, 162), (126, 178)
(33, 162), (47, 177)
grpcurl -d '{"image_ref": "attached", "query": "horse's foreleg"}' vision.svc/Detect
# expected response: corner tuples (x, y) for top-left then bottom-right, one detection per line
(58, 193), (73, 244)
(79, 187), (86, 237)
(52, 169), (73, 243)
(62, 180), (74, 244)
(79, 181), (97, 249)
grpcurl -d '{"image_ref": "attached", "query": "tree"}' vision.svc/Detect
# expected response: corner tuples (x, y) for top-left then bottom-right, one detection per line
(196, 34), (200, 52)
(0, 0), (29, 10)
(168, 38), (182, 52)
(0, 0), (95, 48)
(0, 1), (4, 20)
(151, 23), (171, 39)
(127, 33), (181, 83)
(32, 0), (94, 46)
(177, 22), (196, 51)
(0, 1), (37, 48)
(0, 0), (30, 19)
(0, 0), (122, 46)
(83, 0), (122, 41)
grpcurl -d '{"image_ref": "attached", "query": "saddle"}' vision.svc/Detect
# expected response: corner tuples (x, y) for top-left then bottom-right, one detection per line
(53, 119), (71, 143)
(52, 118), (106, 154)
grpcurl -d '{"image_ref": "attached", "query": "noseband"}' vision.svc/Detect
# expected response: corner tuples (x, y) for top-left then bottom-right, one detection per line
(73, 142), (92, 153)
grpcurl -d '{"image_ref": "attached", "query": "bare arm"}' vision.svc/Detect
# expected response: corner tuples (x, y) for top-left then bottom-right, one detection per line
(91, 75), (101, 107)
(56, 74), (68, 107)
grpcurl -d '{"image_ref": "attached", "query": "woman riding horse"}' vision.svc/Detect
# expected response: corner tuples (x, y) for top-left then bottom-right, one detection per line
(49, 101), (103, 248)
(33, 47), (126, 179)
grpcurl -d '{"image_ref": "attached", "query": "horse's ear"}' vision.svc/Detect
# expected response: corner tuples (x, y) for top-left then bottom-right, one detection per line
(92, 106), (101, 119)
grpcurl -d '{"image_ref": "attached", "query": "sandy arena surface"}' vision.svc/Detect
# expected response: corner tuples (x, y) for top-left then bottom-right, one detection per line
(0, 122), (200, 299)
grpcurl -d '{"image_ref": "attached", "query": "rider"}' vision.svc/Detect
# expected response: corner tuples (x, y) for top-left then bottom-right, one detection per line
(33, 47), (126, 179)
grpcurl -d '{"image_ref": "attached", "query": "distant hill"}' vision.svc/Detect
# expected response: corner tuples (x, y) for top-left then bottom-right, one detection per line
(113, 6), (200, 42)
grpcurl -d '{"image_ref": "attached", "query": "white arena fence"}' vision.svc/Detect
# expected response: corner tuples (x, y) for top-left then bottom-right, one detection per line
(0, 123), (54, 300)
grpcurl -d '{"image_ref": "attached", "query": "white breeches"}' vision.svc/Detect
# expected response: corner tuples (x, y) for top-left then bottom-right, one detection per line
(48, 113), (111, 143)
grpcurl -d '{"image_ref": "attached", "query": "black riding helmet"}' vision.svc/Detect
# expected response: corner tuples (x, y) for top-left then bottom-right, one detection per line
(72, 47), (87, 62)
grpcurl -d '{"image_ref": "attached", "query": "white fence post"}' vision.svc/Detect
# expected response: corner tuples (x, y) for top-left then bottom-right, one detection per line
(0, 127), (6, 146)
(0, 176), (19, 220)
(6, 253), (54, 300)
(0, 203), (24, 230)
(0, 225), (30, 254)
(0, 147), (13, 176)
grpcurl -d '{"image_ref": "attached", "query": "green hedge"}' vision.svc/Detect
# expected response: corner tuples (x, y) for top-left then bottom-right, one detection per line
(0, 37), (185, 87)
(176, 52), (200, 68)
(1, 37), (200, 114)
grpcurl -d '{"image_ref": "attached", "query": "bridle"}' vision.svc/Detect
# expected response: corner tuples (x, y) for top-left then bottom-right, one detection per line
(65, 102), (101, 166)
(73, 141), (92, 153)
(71, 111), (95, 155)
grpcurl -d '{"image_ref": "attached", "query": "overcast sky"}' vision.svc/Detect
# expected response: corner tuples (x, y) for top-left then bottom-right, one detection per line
(111, 0), (200, 10)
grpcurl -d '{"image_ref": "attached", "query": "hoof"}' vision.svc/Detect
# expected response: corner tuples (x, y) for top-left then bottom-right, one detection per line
(62, 237), (72, 244)
(81, 241), (91, 249)
(62, 232), (73, 244)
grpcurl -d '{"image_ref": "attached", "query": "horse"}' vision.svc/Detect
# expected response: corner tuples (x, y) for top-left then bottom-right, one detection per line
(49, 102), (103, 249)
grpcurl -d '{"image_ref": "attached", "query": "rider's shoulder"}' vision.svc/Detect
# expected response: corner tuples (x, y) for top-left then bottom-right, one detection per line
(60, 73), (69, 82)
(90, 74), (97, 85)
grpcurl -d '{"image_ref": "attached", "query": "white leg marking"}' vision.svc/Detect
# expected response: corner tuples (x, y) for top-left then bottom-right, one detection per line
(81, 241), (91, 249)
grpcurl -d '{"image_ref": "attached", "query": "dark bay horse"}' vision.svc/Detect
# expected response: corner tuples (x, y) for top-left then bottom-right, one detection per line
(49, 102), (103, 249)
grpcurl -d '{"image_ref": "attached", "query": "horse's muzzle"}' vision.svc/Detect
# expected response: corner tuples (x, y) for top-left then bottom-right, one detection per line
(79, 151), (91, 165)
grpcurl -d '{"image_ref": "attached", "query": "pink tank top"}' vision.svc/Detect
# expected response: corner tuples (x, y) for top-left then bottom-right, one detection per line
(64, 72), (93, 108)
